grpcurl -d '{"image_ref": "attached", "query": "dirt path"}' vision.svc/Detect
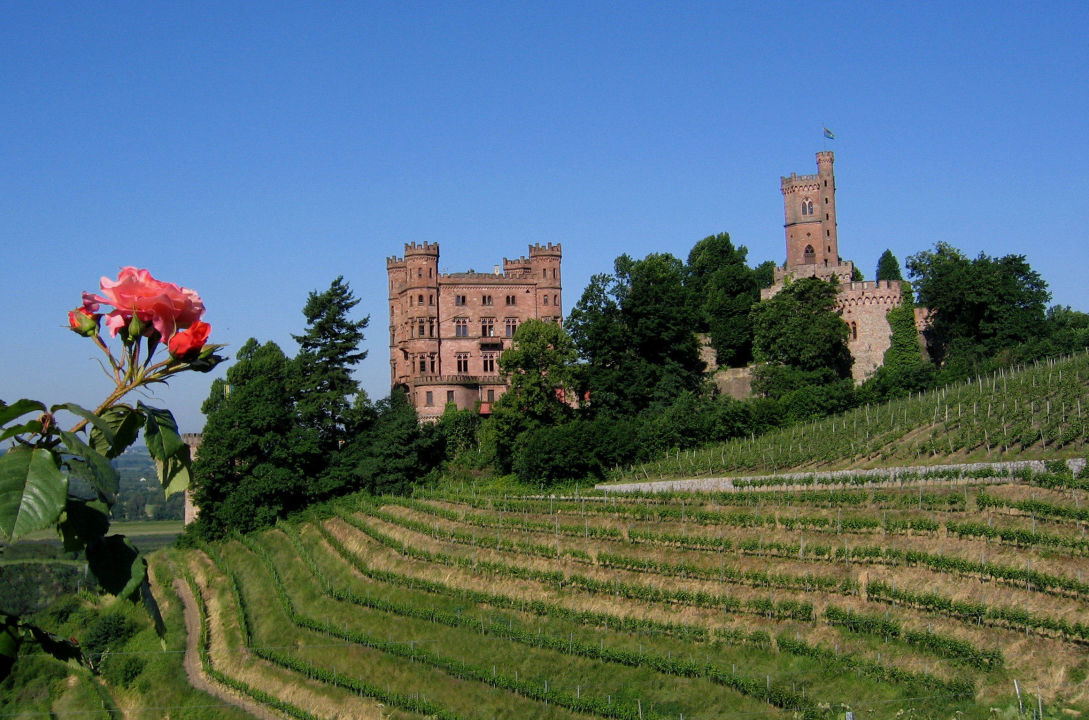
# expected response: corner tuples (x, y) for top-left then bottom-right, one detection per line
(173, 578), (284, 720)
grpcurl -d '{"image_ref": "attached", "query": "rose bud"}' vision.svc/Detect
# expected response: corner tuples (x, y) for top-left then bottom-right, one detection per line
(68, 307), (100, 336)
(168, 321), (211, 361)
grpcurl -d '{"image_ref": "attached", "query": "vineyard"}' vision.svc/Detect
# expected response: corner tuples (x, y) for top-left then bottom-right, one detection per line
(171, 476), (1089, 719)
(610, 352), (1089, 482)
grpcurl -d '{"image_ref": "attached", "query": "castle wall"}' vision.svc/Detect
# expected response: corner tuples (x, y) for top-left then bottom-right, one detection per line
(841, 281), (903, 381)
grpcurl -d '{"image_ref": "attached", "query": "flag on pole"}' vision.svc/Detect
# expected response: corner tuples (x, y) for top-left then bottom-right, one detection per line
(823, 127), (835, 140)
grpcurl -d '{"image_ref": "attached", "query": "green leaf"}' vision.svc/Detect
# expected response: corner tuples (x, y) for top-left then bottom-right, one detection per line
(140, 403), (184, 460)
(0, 399), (46, 428)
(58, 497), (110, 553)
(0, 420), (44, 442)
(88, 405), (143, 459)
(86, 535), (145, 600)
(59, 431), (120, 504)
(155, 451), (191, 499)
(0, 448), (67, 541)
(52, 403), (116, 445)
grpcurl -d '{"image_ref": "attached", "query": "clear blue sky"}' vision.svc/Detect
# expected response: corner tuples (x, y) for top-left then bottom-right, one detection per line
(2, 2), (1087, 433)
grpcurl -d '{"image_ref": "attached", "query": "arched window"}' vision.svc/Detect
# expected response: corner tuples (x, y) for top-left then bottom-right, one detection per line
(851, 321), (858, 340)
(803, 245), (816, 264)
(418, 294), (424, 305)
(801, 199), (813, 216)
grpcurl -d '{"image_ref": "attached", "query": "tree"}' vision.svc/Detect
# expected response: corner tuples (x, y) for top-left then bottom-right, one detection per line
(906, 242), (1049, 365)
(497, 319), (577, 426)
(344, 389), (442, 495)
(685, 233), (759, 367)
(482, 320), (577, 472)
(189, 339), (306, 539)
(751, 277), (852, 396)
(290, 277), (369, 455)
(567, 253), (705, 416)
(876, 249), (903, 282)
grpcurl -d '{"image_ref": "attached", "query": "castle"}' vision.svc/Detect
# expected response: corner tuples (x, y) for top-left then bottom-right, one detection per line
(386, 242), (562, 421)
(761, 151), (911, 381)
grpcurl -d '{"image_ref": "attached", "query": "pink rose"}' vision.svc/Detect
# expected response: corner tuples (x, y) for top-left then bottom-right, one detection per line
(82, 267), (205, 340)
(167, 320), (211, 360)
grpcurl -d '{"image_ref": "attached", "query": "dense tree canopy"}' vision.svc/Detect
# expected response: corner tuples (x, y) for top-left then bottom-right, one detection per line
(907, 242), (1049, 366)
(751, 277), (852, 398)
(567, 253), (704, 416)
(190, 339), (308, 539)
(684, 233), (759, 367)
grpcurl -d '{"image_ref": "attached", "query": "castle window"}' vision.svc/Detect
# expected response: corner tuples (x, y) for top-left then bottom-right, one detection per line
(430, 354), (436, 373)
(482, 353), (496, 373)
(487, 389), (495, 402)
(425, 391), (433, 406)
(801, 199), (813, 215)
(456, 353), (469, 373)
(803, 245), (816, 264)
(455, 318), (468, 337)
(553, 294), (558, 306)
(542, 269), (547, 279)
(447, 390), (454, 403)
(543, 295), (550, 305)
(506, 294), (516, 305)
(429, 294), (434, 305)
(481, 317), (495, 337)
(418, 357), (427, 373)
(418, 294), (424, 305)
(417, 268), (422, 278)
(455, 295), (467, 306)
(505, 318), (518, 337)
(482, 294), (493, 306)
(552, 269), (556, 279)
(428, 319), (435, 337)
(418, 320), (425, 337)
(851, 321), (858, 340)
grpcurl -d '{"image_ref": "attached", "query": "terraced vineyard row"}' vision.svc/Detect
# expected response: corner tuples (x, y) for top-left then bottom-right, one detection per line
(181, 477), (1089, 718)
(611, 352), (1089, 480)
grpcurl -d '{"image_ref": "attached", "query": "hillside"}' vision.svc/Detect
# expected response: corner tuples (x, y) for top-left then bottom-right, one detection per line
(610, 352), (1089, 483)
(161, 475), (1089, 719)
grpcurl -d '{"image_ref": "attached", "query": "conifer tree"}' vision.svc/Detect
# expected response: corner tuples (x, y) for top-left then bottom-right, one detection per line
(290, 276), (369, 455)
(876, 249), (903, 282)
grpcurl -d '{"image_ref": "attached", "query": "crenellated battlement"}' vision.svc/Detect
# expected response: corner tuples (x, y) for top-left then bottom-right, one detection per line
(529, 242), (562, 256)
(780, 172), (821, 193)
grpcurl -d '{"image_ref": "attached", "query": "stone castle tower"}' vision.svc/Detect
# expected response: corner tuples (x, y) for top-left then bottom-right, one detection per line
(762, 151), (909, 381)
(386, 242), (562, 421)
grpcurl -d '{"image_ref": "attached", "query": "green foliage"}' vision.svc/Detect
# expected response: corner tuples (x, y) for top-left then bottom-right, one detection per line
(751, 276), (852, 394)
(345, 388), (442, 496)
(907, 241), (1050, 366)
(190, 339), (309, 539)
(684, 232), (759, 367)
(497, 319), (577, 426)
(876, 249), (903, 282)
(567, 253), (705, 416)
